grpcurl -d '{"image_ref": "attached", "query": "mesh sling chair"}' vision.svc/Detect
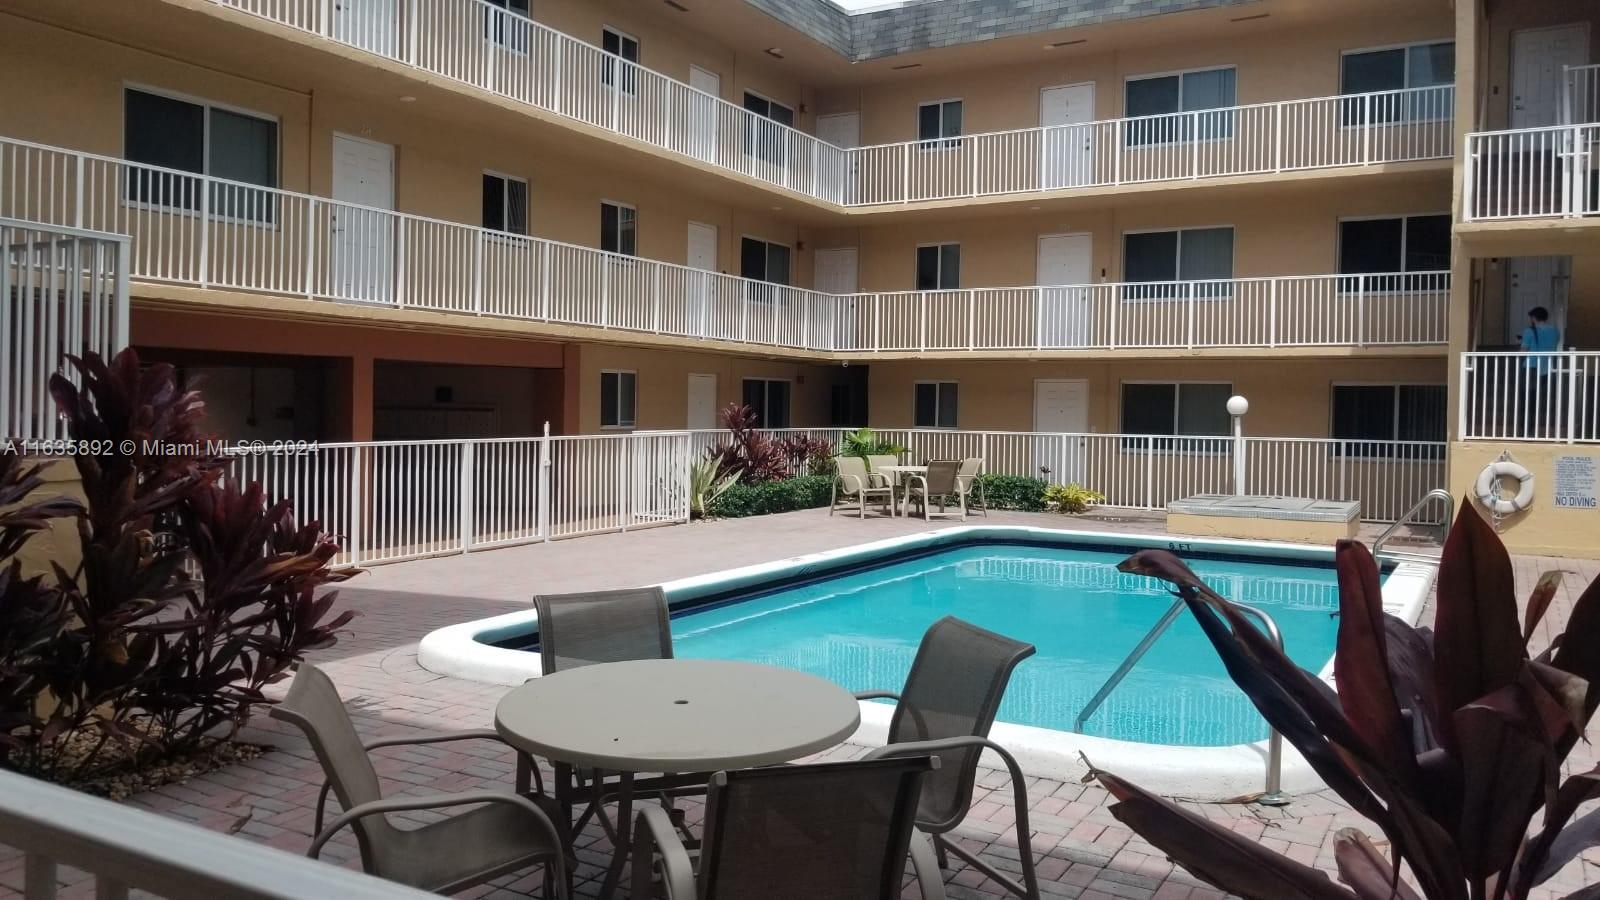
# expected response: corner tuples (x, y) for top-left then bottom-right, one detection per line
(858, 616), (1041, 899)
(905, 460), (966, 520)
(956, 457), (989, 516)
(629, 756), (948, 900)
(831, 455), (895, 518)
(532, 587), (705, 854)
(269, 664), (569, 897)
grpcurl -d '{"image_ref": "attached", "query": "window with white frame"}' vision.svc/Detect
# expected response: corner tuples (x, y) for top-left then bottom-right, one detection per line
(1124, 67), (1236, 144)
(1121, 382), (1232, 450)
(484, 0), (531, 51)
(914, 381), (958, 428)
(742, 378), (791, 428)
(482, 172), (528, 235)
(600, 201), (636, 255)
(601, 370), (637, 428)
(1337, 214), (1449, 292)
(601, 27), (640, 93)
(124, 88), (279, 221)
(741, 237), (791, 284)
(917, 99), (962, 149)
(1331, 383), (1446, 456)
(1340, 41), (1454, 123)
(744, 92), (794, 165)
(1122, 227), (1234, 298)
(915, 244), (961, 291)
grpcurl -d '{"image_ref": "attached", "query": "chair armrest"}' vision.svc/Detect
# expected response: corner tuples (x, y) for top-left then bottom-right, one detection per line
(905, 475), (928, 494)
(309, 791), (567, 870)
(631, 805), (697, 900)
(852, 690), (902, 703)
(837, 473), (865, 493)
(362, 728), (506, 751)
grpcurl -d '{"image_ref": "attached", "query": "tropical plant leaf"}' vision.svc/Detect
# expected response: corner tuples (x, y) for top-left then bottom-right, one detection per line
(1432, 502), (1523, 752)
(1333, 540), (1421, 790)
(1094, 769), (1356, 900)
(1525, 571), (1565, 645)
(1332, 829), (1422, 900)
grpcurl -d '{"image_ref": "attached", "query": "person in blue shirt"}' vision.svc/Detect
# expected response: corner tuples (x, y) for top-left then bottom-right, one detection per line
(1520, 306), (1561, 437)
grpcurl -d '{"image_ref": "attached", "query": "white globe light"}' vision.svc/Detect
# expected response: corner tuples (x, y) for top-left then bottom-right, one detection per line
(1226, 395), (1249, 417)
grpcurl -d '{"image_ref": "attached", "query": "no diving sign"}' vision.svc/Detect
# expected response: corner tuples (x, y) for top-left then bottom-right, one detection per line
(1554, 456), (1598, 510)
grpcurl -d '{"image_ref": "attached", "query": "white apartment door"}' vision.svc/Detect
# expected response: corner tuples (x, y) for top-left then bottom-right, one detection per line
(330, 134), (396, 304)
(1506, 256), (1571, 344)
(1040, 84), (1095, 189)
(686, 221), (718, 337)
(1510, 24), (1589, 127)
(814, 247), (859, 350)
(688, 66), (722, 162)
(1033, 379), (1089, 484)
(332, 0), (399, 57)
(1036, 233), (1094, 348)
(687, 374), (718, 430)
(816, 112), (861, 204)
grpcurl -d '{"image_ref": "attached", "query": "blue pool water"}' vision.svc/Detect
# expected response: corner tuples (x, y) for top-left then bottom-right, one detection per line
(669, 542), (1351, 747)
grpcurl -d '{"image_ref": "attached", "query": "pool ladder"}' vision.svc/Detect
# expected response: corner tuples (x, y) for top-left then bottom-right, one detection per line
(1073, 597), (1290, 807)
(1372, 489), (1453, 562)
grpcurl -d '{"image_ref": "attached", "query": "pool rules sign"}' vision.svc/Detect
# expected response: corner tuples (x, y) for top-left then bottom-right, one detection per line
(1555, 455), (1598, 510)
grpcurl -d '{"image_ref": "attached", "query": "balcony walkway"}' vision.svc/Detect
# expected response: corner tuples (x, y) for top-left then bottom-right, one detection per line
(3, 509), (1594, 899)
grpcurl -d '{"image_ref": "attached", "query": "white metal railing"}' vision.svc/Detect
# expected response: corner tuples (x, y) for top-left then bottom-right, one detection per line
(2, 218), (129, 442)
(1460, 351), (1600, 443)
(1463, 124), (1600, 220)
(0, 768), (430, 899)
(0, 136), (1449, 353)
(851, 86), (1455, 204)
(206, 0), (1454, 206)
(226, 427), (690, 566)
(685, 427), (1447, 523)
(1566, 63), (1600, 125)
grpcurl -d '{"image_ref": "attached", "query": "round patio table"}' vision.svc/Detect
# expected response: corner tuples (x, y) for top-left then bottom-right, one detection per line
(494, 659), (861, 898)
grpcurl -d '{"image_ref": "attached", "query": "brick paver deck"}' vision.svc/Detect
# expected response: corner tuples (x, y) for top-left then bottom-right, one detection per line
(4, 509), (1596, 898)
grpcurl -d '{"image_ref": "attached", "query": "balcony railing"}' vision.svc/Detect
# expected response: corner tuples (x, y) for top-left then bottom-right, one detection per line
(1464, 124), (1600, 220)
(2, 218), (130, 442)
(685, 427), (1447, 524)
(209, 0), (1452, 206)
(1567, 63), (1600, 125)
(0, 136), (1449, 354)
(1460, 351), (1600, 443)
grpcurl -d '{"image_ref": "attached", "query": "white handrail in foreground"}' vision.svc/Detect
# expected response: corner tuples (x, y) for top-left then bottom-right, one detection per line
(0, 136), (1450, 353)
(0, 768), (430, 899)
(210, 0), (1453, 206)
(1460, 350), (1600, 443)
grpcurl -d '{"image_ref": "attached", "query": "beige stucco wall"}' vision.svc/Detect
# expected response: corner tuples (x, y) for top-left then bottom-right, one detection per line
(576, 343), (842, 433)
(867, 356), (1448, 435)
(1449, 441), (1600, 559)
(816, 9), (1452, 142)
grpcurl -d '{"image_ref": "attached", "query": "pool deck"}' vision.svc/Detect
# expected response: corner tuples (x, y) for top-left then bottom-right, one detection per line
(5, 508), (1596, 899)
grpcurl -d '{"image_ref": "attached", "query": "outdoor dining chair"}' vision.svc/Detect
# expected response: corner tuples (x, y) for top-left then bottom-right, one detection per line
(831, 455), (895, 518)
(956, 457), (989, 516)
(270, 664), (570, 897)
(904, 460), (967, 520)
(629, 756), (949, 900)
(858, 616), (1041, 899)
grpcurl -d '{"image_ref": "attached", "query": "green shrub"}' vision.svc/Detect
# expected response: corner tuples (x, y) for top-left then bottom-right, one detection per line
(1043, 483), (1105, 514)
(709, 475), (835, 518)
(977, 474), (1048, 511)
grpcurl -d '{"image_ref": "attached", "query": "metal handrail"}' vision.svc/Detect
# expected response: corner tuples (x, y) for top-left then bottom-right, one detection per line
(1373, 489), (1453, 557)
(1074, 594), (1289, 805)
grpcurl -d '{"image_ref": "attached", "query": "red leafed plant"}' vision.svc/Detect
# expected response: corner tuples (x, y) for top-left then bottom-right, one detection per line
(705, 404), (791, 485)
(0, 349), (356, 780)
(1091, 501), (1600, 900)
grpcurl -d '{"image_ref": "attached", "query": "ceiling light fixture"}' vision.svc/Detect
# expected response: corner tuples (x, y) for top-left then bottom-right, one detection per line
(1045, 38), (1087, 49)
(764, 47), (785, 59)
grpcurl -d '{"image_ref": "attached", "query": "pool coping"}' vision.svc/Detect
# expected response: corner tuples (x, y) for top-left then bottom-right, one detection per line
(416, 525), (1437, 800)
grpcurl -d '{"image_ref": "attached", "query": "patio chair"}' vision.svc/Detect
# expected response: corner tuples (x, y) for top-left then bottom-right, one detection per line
(956, 457), (989, 517)
(270, 664), (570, 897)
(904, 460), (966, 520)
(858, 616), (1041, 900)
(831, 455), (895, 518)
(629, 756), (949, 900)
(866, 453), (901, 490)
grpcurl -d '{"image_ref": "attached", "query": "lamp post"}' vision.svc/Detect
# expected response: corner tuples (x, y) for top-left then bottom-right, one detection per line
(1227, 395), (1249, 496)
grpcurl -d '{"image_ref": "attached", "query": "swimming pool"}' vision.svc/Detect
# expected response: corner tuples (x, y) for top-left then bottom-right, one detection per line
(419, 526), (1436, 797)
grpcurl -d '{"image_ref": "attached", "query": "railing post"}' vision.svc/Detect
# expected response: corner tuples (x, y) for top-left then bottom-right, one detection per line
(394, 219), (407, 308)
(1361, 94), (1372, 165)
(619, 435), (632, 532)
(1567, 350), (1580, 443)
(458, 441), (474, 553)
(304, 198), (318, 298)
(969, 137), (979, 197)
(601, 260), (611, 328)
(967, 289), (977, 351)
(73, 155), (84, 228)
(1267, 278), (1278, 347)
(1272, 102), (1283, 172)
(198, 175), (210, 288)
(405, 0), (419, 64)
(919, 292), (927, 353)
(1143, 436), (1154, 510)
(319, 0), (332, 36)
(811, 140), (820, 199)
(1461, 134), (1476, 222)
(1185, 282), (1196, 349)
(651, 265), (662, 333)
(1356, 275), (1367, 347)
(741, 288), (749, 341)
(348, 446), (364, 567)
(1457, 354), (1472, 442)
(902, 143), (911, 202)
(539, 241), (551, 319)
(1189, 110), (1200, 178)
(1109, 286), (1120, 349)
(472, 228), (484, 314)
(872, 294), (880, 352)
(538, 421), (552, 541)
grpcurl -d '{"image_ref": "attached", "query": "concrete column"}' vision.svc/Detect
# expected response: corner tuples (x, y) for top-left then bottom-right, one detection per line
(327, 352), (375, 442)
(1446, 0), (1485, 474)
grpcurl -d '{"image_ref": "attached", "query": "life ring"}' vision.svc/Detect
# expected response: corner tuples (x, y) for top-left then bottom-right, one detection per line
(1475, 460), (1534, 515)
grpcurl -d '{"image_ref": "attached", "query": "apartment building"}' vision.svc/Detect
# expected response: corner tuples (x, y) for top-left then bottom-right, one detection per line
(0, 0), (1595, 554)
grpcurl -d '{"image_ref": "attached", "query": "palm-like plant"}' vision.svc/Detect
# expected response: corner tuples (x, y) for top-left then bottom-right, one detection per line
(688, 458), (740, 519)
(1094, 501), (1600, 900)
